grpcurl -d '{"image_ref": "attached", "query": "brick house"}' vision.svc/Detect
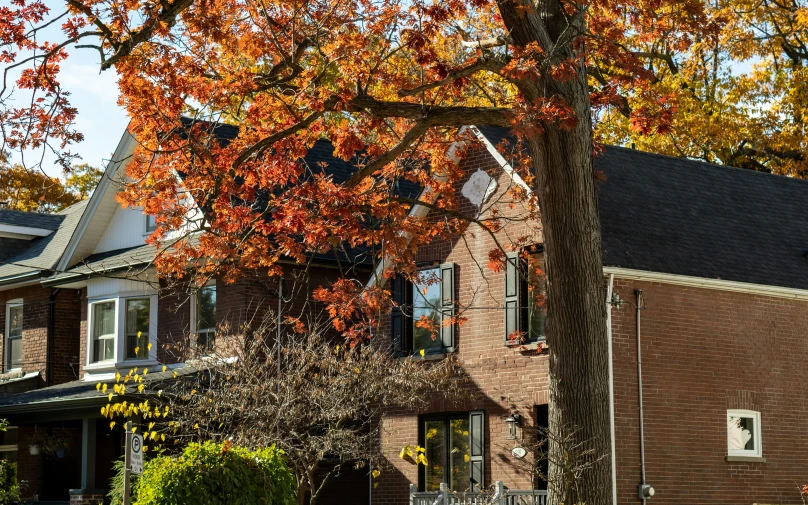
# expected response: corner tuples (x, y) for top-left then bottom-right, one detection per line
(368, 126), (808, 505)
(1, 122), (807, 504)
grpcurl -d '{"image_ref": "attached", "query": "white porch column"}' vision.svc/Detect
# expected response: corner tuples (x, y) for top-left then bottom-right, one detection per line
(80, 417), (96, 489)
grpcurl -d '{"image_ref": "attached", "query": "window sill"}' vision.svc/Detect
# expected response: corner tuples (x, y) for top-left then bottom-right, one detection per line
(725, 455), (766, 463)
(397, 351), (449, 361)
(505, 341), (547, 353)
(84, 361), (116, 373)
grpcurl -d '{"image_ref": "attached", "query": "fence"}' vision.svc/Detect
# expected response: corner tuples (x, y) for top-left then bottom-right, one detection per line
(409, 482), (548, 505)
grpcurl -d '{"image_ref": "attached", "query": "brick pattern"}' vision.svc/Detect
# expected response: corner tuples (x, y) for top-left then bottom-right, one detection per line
(371, 147), (547, 504)
(69, 491), (105, 505)
(611, 279), (808, 505)
(0, 285), (81, 385)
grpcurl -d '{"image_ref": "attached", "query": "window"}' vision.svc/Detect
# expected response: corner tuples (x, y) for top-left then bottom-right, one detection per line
(419, 412), (484, 492)
(145, 214), (157, 233)
(0, 426), (18, 462)
(91, 301), (116, 363)
(125, 299), (150, 360)
(391, 263), (455, 356)
(727, 410), (762, 458)
(5, 301), (22, 370)
(504, 251), (546, 345)
(195, 284), (216, 353)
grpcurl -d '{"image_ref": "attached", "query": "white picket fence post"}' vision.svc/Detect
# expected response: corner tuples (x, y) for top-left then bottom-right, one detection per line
(494, 481), (506, 505)
(440, 482), (449, 505)
(410, 484), (418, 505)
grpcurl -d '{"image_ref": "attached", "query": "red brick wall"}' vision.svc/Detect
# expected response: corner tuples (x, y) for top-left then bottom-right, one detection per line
(0, 284), (81, 385)
(611, 278), (808, 505)
(371, 146), (547, 504)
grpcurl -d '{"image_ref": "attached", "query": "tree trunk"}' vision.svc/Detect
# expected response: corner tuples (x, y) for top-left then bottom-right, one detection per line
(495, 1), (612, 504)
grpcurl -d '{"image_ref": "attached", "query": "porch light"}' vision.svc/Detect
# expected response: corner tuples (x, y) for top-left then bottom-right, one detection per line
(504, 414), (521, 440)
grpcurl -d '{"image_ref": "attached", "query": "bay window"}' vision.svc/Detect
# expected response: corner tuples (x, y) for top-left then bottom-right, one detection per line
(91, 301), (116, 363)
(5, 301), (22, 370)
(125, 299), (150, 359)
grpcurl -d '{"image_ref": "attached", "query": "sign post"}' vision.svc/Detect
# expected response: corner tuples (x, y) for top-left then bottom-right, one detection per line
(122, 421), (144, 505)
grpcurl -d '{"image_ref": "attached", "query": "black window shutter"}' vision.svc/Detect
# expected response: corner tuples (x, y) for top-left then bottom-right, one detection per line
(469, 411), (485, 491)
(439, 263), (455, 350)
(504, 252), (522, 344)
(390, 275), (409, 354)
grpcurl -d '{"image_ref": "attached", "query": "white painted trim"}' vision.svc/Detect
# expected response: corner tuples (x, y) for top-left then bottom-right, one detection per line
(603, 267), (808, 301)
(468, 126), (532, 195)
(57, 128), (137, 272)
(0, 225), (52, 239)
(727, 409), (762, 458)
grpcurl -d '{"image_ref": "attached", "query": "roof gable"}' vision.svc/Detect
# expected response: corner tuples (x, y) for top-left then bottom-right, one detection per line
(474, 126), (808, 291)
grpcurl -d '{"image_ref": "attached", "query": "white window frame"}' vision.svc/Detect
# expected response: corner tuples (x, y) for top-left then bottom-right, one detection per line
(86, 293), (158, 370)
(0, 426), (18, 460)
(4, 300), (23, 371)
(88, 298), (117, 364)
(124, 297), (152, 361)
(727, 409), (762, 458)
(190, 282), (216, 354)
(145, 214), (157, 234)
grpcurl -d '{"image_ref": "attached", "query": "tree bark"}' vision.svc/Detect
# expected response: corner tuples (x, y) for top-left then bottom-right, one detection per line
(495, 0), (612, 504)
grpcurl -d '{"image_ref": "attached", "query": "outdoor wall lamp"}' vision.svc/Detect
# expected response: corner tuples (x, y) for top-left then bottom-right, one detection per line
(504, 413), (522, 440)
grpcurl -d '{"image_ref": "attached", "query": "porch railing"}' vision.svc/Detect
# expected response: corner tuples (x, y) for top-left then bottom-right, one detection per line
(409, 482), (548, 505)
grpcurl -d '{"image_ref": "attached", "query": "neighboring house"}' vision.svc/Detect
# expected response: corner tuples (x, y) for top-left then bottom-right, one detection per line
(0, 126), (373, 504)
(1, 122), (807, 505)
(369, 126), (808, 505)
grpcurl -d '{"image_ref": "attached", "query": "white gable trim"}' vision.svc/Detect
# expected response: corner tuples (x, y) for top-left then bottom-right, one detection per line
(468, 126), (532, 195)
(56, 128), (137, 273)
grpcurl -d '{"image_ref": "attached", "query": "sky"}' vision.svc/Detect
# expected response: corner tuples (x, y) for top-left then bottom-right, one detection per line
(1, 3), (130, 178)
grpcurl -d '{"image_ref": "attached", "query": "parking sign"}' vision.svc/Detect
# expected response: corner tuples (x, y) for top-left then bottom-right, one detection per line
(130, 433), (144, 474)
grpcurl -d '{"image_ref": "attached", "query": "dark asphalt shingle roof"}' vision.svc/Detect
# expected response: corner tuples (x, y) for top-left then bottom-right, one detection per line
(0, 200), (88, 283)
(0, 364), (198, 411)
(0, 208), (64, 230)
(475, 125), (808, 291)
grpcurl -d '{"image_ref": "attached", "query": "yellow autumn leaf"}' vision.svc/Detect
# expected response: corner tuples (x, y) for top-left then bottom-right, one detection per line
(96, 383), (101, 391)
(419, 349), (425, 357)
(162, 365), (167, 372)
(108, 393), (113, 401)
(372, 469), (380, 479)
(147, 342), (153, 351)
(464, 454), (470, 463)
(134, 347), (140, 355)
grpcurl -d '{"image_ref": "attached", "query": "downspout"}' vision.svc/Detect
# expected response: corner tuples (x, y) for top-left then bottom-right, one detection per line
(606, 275), (617, 505)
(46, 288), (61, 386)
(635, 289), (653, 502)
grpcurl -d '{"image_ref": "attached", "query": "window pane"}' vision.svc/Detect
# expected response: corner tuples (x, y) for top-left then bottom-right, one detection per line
(424, 420), (446, 491)
(198, 330), (215, 354)
(7, 305), (22, 338)
(728, 415), (755, 451)
(8, 338), (21, 368)
(197, 286), (216, 331)
(92, 302), (115, 338)
(413, 268), (442, 354)
(145, 214), (157, 232)
(94, 336), (115, 362)
(527, 256), (547, 341)
(126, 299), (150, 359)
(449, 418), (472, 492)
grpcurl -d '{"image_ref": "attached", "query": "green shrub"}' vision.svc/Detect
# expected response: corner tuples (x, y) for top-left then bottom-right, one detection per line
(108, 456), (141, 505)
(133, 441), (295, 505)
(0, 460), (22, 505)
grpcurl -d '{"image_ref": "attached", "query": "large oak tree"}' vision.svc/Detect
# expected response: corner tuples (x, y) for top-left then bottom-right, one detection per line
(0, 1), (713, 503)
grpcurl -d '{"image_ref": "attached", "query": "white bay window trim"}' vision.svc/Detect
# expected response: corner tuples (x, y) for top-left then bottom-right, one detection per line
(85, 292), (158, 372)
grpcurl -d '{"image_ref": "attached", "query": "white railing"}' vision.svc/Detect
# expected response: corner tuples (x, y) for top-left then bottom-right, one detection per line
(410, 482), (548, 505)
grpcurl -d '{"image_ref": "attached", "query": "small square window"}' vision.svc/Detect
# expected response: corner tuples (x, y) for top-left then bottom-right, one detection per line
(727, 409), (762, 458)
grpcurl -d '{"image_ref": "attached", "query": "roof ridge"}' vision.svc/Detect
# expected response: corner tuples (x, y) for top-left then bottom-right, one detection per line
(603, 144), (808, 185)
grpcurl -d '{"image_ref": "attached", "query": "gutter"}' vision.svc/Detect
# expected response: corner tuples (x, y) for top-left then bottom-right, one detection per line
(0, 395), (107, 415)
(0, 271), (41, 288)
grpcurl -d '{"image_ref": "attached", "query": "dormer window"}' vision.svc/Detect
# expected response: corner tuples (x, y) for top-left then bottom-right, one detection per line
(145, 214), (157, 233)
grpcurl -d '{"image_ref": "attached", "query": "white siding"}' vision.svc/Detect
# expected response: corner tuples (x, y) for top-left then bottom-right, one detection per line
(93, 206), (148, 254)
(87, 277), (155, 299)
